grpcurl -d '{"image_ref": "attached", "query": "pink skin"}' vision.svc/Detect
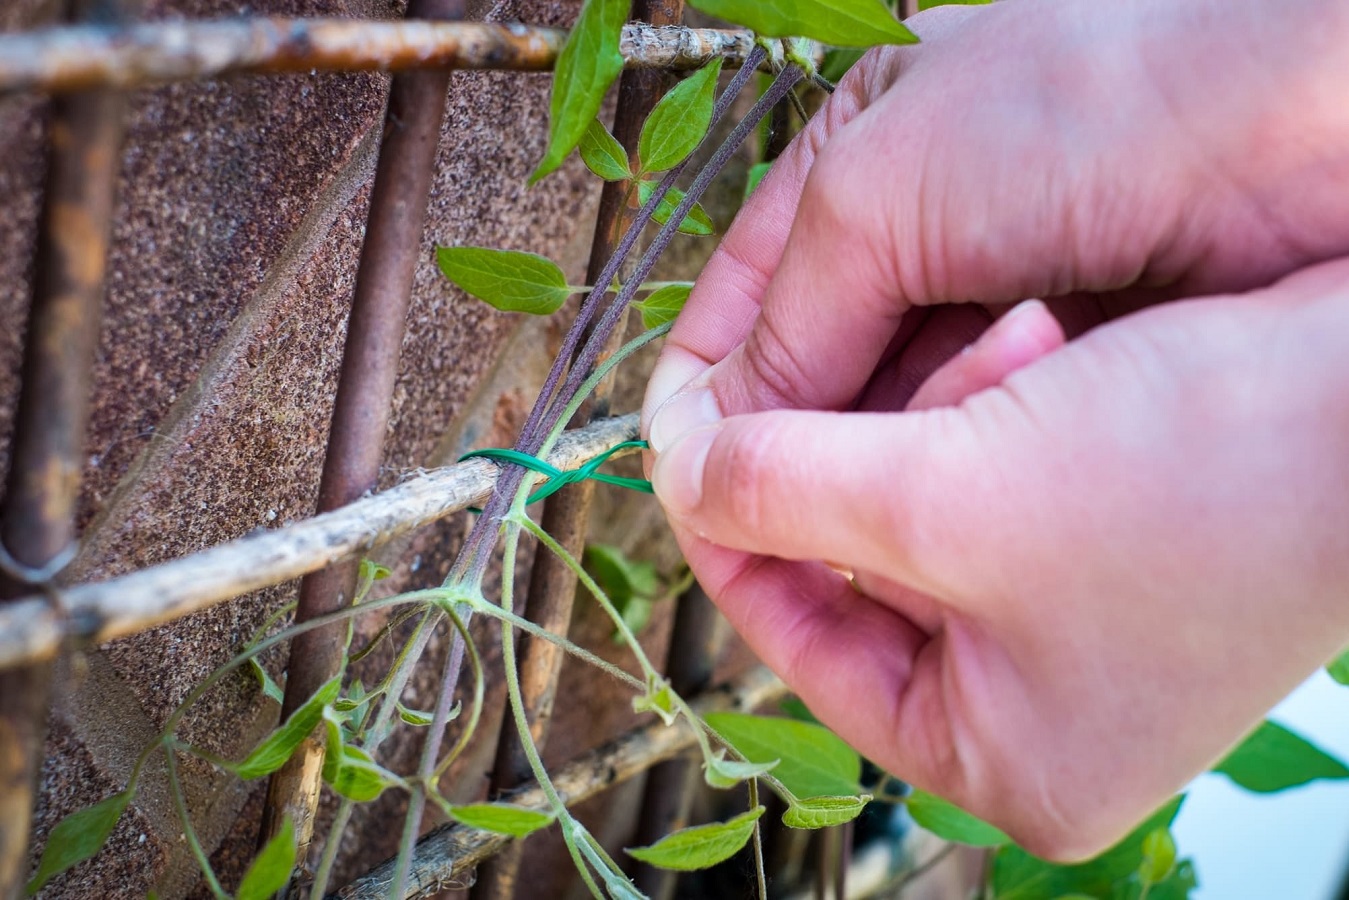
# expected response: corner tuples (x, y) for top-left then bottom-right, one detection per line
(640, 0), (1349, 861)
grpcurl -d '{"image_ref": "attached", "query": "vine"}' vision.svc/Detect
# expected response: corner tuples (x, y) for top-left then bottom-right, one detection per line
(23, 0), (1349, 898)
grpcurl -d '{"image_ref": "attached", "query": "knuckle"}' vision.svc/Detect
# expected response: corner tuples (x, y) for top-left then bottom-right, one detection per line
(712, 419), (786, 538)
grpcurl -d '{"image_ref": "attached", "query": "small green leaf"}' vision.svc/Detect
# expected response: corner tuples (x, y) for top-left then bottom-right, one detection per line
(627, 807), (764, 871)
(634, 283), (692, 329)
(532, 0), (628, 181)
(579, 119), (633, 181)
(637, 181), (715, 236)
(1213, 719), (1349, 793)
(236, 816), (297, 900)
(325, 745), (399, 802)
(919, 0), (992, 9)
(26, 790), (133, 895)
(248, 657), (284, 705)
(633, 677), (678, 726)
(1138, 828), (1177, 886)
(436, 246), (575, 315)
(1327, 647), (1349, 685)
(703, 712), (861, 799)
(358, 560), (391, 582)
(228, 676), (340, 780)
(703, 749), (777, 789)
(906, 790), (1010, 847)
(744, 161), (772, 200)
(686, 0), (917, 48)
(818, 49), (864, 84)
(782, 795), (870, 829)
(584, 544), (661, 602)
(448, 804), (556, 838)
(638, 58), (723, 174)
(398, 701), (455, 727)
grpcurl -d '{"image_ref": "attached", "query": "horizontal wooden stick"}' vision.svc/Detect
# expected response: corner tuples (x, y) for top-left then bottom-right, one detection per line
(0, 414), (642, 671)
(0, 20), (759, 93)
(332, 664), (788, 899)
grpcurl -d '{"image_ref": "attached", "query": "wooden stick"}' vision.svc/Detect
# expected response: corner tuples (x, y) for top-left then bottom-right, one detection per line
(0, 20), (759, 94)
(0, 414), (642, 670)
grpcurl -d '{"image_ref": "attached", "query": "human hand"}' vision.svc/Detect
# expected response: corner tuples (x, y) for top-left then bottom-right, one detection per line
(641, 0), (1349, 860)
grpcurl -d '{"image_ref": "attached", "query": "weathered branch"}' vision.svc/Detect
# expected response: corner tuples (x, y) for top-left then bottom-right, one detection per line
(333, 665), (789, 900)
(0, 20), (759, 94)
(0, 413), (642, 670)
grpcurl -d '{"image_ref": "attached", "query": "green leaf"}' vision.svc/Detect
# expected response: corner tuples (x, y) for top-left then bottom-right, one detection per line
(1327, 647), (1349, 685)
(358, 559), (391, 582)
(626, 806), (763, 871)
(633, 677), (678, 726)
(398, 701), (455, 727)
(1137, 828), (1177, 886)
(818, 49), (864, 84)
(634, 283), (692, 330)
(638, 58), (723, 174)
(703, 749), (778, 789)
(1213, 720), (1349, 793)
(703, 712), (861, 799)
(906, 790), (1010, 847)
(236, 816), (297, 900)
(26, 790), (133, 895)
(991, 796), (1185, 900)
(744, 161), (772, 200)
(638, 181), (715, 236)
(782, 795), (870, 829)
(584, 544), (661, 601)
(686, 0), (917, 48)
(248, 657), (284, 705)
(325, 745), (399, 802)
(448, 804), (556, 838)
(436, 246), (575, 315)
(532, 0), (628, 181)
(919, 0), (992, 9)
(228, 676), (340, 780)
(579, 119), (633, 181)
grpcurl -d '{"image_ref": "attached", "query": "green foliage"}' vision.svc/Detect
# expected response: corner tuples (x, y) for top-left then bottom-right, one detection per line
(248, 657), (284, 705)
(990, 797), (1186, 899)
(906, 789), (1011, 847)
(638, 59), (723, 174)
(633, 676), (679, 726)
(26, 789), (133, 895)
(782, 795), (870, 829)
(448, 803), (556, 838)
(1138, 827), (1178, 886)
(1213, 719), (1349, 792)
(397, 701), (449, 727)
(532, 0), (628, 182)
(228, 676), (340, 780)
(326, 745), (400, 802)
(583, 544), (666, 641)
(703, 712), (861, 799)
(637, 180), (716, 236)
(1327, 647), (1349, 685)
(579, 119), (633, 182)
(626, 806), (763, 870)
(634, 283), (693, 330)
(687, 0), (917, 47)
(744, 161), (772, 200)
(236, 816), (296, 900)
(703, 749), (778, 789)
(436, 246), (577, 315)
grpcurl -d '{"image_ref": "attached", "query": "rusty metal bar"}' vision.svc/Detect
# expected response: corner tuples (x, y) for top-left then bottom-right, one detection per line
(0, 414), (642, 671)
(259, 0), (467, 862)
(0, 0), (133, 889)
(471, 5), (685, 897)
(0, 20), (761, 94)
(629, 587), (725, 899)
(334, 665), (788, 900)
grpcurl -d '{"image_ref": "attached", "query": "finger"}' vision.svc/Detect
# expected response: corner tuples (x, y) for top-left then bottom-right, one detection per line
(665, 522), (927, 764)
(906, 299), (1066, 411)
(853, 304), (992, 412)
(651, 405), (992, 595)
(642, 6), (983, 426)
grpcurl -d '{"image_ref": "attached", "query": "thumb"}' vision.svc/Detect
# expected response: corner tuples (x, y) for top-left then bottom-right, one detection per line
(650, 404), (987, 588)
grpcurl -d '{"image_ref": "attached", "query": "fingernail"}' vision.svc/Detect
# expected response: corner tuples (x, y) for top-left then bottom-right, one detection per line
(652, 425), (718, 515)
(649, 386), (723, 454)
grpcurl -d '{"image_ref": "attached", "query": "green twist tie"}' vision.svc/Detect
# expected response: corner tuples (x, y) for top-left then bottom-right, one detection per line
(460, 440), (652, 508)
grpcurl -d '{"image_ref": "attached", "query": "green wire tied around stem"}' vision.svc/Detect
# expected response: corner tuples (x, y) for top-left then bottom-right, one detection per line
(460, 440), (652, 510)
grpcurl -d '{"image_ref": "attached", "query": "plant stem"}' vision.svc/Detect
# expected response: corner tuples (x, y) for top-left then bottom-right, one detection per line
(165, 745), (228, 900)
(749, 778), (768, 900)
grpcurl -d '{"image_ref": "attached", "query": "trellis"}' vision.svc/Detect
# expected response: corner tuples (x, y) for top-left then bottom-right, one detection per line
(0, 3), (803, 898)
